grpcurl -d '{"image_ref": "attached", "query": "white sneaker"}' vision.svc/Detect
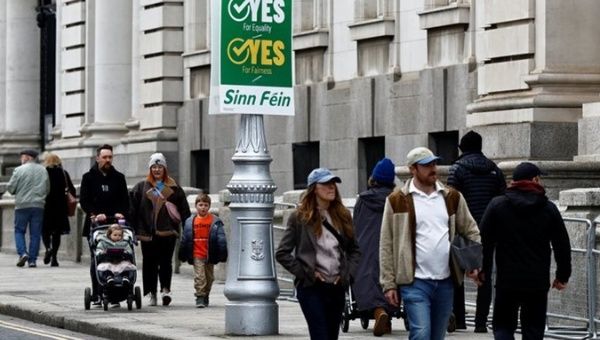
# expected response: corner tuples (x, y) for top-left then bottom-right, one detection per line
(147, 293), (157, 306)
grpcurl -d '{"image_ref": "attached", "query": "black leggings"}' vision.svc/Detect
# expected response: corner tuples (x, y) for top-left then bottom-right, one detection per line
(42, 229), (61, 256)
(141, 235), (176, 296)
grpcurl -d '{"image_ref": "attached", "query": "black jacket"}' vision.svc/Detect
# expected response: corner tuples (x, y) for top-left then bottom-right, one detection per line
(480, 181), (571, 292)
(80, 164), (129, 237)
(352, 185), (394, 311)
(276, 211), (361, 289)
(448, 152), (506, 223)
(44, 166), (76, 234)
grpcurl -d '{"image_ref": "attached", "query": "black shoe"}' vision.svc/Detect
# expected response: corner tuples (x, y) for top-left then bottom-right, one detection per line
(51, 257), (59, 267)
(43, 250), (52, 265)
(447, 313), (456, 333)
(474, 325), (488, 333)
(16, 255), (29, 267)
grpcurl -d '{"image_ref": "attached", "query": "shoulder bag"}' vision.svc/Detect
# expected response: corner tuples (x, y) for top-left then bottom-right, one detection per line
(63, 170), (77, 217)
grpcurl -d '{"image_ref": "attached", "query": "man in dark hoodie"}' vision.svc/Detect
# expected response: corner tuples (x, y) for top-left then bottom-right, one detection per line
(80, 144), (130, 305)
(352, 158), (396, 336)
(479, 162), (571, 340)
(447, 130), (506, 332)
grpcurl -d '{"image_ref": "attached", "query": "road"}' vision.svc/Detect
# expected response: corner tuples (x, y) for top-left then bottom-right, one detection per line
(0, 314), (106, 340)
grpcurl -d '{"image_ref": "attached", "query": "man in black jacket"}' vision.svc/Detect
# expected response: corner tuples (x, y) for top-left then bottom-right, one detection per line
(479, 162), (571, 340)
(80, 144), (130, 305)
(447, 130), (506, 332)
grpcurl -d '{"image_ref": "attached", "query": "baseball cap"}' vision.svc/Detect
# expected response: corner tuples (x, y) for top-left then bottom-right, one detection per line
(512, 162), (547, 181)
(307, 168), (341, 186)
(406, 147), (441, 166)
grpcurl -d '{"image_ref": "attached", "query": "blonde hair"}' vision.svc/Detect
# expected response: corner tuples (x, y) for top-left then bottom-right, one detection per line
(107, 224), (123, 238)
(44, 153), (62, 167)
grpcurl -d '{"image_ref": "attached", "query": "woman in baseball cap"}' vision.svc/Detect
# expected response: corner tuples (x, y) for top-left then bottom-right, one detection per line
(276, 168), (360, 340)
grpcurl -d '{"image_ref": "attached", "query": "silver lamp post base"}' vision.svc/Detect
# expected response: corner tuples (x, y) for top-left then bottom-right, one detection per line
(224, 114), (279, 335)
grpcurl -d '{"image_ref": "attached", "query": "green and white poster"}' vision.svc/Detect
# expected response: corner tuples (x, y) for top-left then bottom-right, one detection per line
(210, 0), (294, 116)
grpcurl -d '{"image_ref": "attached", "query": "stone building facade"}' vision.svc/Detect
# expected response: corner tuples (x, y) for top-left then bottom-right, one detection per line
(1, 0), (600, 196)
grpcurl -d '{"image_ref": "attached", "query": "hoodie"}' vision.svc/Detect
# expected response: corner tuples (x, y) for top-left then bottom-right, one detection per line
(480, 181), (571, 292)
(448, 152), (506, 223)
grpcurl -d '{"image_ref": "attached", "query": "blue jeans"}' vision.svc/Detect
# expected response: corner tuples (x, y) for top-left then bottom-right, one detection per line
(14, 207), (44, 263)
(400, 277), (454, 340)
(296, 282), (345, 340)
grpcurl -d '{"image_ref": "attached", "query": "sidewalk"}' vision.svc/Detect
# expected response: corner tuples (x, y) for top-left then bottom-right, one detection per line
(0, 252), (490, 340)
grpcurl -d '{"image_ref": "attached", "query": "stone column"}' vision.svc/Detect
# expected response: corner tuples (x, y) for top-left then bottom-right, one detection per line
(467, 0), (600, 160)
(81, 0), (131, 144)
(1, 0), (40, 157)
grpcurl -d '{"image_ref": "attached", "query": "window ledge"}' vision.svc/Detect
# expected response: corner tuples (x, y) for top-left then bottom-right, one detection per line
(418, 4), (470, 30)
(293, 29), (329, 51)
(348, 18), (395, 41)
(182, 49), (210, 69)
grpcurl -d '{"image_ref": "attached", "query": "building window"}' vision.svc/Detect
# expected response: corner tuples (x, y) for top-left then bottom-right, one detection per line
(429, 131), (458, 166)
(358, 137), (385, 191)
(293, 142), (319, 189)
(191, 149), (210, 193)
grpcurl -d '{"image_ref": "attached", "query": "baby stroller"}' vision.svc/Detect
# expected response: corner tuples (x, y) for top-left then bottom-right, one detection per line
(84, 219), (142, 311)
(340, 285), (409, 333)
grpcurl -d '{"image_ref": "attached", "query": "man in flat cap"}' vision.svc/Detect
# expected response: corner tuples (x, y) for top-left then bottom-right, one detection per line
(479, 162), (571, 339)
(379, 147), (480, 340)
(7, 149), (50, 267)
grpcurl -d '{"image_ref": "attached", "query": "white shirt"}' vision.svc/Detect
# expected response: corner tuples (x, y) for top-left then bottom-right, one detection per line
(409, 180), (451, 280)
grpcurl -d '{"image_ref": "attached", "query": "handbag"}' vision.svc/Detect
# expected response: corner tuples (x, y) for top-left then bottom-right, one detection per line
(155, 188), (181, 224)
(63, 170), (77, 217)
(450, 234), (482, 272)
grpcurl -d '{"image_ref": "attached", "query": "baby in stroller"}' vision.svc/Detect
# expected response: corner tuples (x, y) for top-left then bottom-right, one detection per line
(94, 224), (136, 286)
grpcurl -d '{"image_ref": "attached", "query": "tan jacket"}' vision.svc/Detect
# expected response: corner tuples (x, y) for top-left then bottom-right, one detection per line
(379, 179), (480, 292)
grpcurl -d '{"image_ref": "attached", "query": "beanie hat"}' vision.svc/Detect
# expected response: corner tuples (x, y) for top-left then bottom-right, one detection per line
(459, 131), (482, 152)
(148, 153), (167, 169)
(371, 158), (395, 185)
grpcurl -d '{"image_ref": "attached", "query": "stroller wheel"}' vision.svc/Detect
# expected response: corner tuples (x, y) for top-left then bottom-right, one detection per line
(360, 316), (369, 330)
(340, 316), (350, 333)
(127, 296), (133, 311)
(84, 287), (91, 310)
(103, 298), (109, 311)
(134, 286), (142, 309)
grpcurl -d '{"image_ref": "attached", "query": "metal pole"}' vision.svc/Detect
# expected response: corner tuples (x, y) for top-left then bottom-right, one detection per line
(224, 114), (279, 335)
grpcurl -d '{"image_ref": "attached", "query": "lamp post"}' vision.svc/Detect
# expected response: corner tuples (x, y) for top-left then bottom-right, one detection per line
(224, 114), (279, 335)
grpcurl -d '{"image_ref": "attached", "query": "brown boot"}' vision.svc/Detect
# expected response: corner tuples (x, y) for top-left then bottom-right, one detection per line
(373, 307), (389, 336)
(384, 319), (392, 334)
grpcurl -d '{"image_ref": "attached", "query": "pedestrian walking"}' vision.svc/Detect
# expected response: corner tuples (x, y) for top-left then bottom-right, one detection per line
(380, 147), (480, 340)
(352, 158), (397, 336)
(479, 162), (571, 340)
(179, 193), (228, 308)
(80, 144), (130, 305)
(447, 131), (506, 333)
(130, 153), (191, 307)
(7, 149), (50, 268)
(276, 168), (361, 340)
(42, 153), (76, 267)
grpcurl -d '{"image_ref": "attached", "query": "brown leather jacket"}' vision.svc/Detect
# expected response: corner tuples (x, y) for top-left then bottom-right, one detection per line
(129, 178), (191, 240)
(276, 211), (361, 288)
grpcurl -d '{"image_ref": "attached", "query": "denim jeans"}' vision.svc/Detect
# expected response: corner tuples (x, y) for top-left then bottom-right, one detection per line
(14, 207), (44, 263)
(400, 277), (454, 340)
(296, 282), (345, 340)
